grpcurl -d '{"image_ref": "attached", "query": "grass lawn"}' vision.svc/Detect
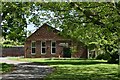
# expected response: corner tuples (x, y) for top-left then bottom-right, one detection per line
(9, 58), (119, 80)
(0, 63), (14, 74)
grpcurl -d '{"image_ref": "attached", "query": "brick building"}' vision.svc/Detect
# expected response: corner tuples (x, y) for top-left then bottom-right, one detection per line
(24, 23), (88, 58)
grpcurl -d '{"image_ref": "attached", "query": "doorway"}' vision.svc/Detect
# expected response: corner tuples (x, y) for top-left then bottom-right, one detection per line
(63, 47), (71, 58)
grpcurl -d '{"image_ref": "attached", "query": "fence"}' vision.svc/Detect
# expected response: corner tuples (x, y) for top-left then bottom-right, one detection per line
(1, 47), (24, 57)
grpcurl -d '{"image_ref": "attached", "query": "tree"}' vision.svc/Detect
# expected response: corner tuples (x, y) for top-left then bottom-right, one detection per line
(29, 2), (120, 62)
(1, 2), (120, 63)
(1, 2), (32, 46)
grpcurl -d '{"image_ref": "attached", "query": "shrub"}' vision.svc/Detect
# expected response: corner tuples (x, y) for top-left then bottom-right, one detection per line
(96, 54), (103, 60)
(1, 63), (14, 73)
(107, 58), (118, 64)
(96, 53), (110, 60)
(107, 52), (119, 64)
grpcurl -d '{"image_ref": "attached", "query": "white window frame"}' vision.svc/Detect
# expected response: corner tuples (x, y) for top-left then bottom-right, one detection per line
(51, 41), (56, 54)
(41, 41), (46, 54)
(31, 41), (36, 55)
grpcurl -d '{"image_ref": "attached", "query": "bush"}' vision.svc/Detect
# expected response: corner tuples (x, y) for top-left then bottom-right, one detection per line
(1, 63), (14, 73)
(96, 54), (104, 60)
(96, 51), (119, 64)
(107, 52), (119, 64)
(96, 53), (110, 60)
(107, 58), (118, 64)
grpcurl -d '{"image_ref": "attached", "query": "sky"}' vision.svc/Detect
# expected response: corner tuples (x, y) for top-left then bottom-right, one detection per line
(27, 23), (37, 33)
(26, 16), (38, 33)
(26, 10), (55, 33)
(26, 10), (60, 34)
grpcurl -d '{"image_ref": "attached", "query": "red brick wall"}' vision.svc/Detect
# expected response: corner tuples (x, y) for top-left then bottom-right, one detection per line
(26, 24), (65, 41)
(25, 40), (64, 58)
(25, 40), (87, 58)
(71, 47), (87, 58)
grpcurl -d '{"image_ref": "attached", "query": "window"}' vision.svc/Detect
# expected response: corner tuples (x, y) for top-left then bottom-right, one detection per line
(51, 41), (56, 54)
(31, 41), (36, 54)
(41, 41), (46, 54)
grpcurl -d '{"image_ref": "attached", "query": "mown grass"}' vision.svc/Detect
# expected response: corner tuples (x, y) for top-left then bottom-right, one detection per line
(0, 63), (14, 74)
(45, 64), (119, 80)
(9, 57), (107, 65)
(9, 58), (119, 80)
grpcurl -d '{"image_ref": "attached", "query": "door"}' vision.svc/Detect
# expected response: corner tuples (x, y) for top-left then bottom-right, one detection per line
(63, 47), (71, 58)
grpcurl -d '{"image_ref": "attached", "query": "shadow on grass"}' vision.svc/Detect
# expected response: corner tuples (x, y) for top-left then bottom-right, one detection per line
(44, 66), (119, 80)
(45, 73), (119, 80)
(18, 60), (107, 66)
(15, 60), (119, 80)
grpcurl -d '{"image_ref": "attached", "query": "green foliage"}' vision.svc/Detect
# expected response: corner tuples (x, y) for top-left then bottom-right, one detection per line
(29, 2), (120, 54)
(0, 63), (14, 73)
(108, 51), (119, 64)
(96, 53), (111, 60)
(96, 51), (119, 64)
(2, 2), (120, 63)
(2, 39), (23, 47)
(70, 46), (77, 53)
(2, 2), (32, 46)
(31, 2), (120, 63)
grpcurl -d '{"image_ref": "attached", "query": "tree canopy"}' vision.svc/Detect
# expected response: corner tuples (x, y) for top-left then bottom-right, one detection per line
(2, 2), (120, 61)
(2, 2), (32, 46)
(29, 2), (120, 54)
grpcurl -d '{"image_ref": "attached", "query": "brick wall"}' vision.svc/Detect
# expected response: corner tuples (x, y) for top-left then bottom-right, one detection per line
(25, 40), (66, 58)
(2, 47), (24, 57)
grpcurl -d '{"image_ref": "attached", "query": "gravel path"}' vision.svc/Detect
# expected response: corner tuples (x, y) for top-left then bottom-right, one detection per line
(0, 57), (54, 80)
(0, 57), (28, 65)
